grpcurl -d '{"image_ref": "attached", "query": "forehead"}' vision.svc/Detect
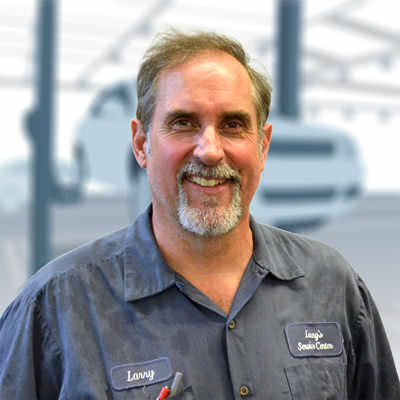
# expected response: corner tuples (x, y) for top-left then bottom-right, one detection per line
(155, 51), (256, 116)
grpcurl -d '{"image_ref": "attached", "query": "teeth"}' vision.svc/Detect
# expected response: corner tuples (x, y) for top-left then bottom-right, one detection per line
(188, 176), (225, 187)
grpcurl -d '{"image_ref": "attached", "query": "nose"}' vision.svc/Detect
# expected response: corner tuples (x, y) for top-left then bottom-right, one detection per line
(193, 125), (224, 165)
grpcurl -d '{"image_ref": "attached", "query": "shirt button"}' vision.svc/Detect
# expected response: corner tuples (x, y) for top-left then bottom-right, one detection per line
(228, 319), (236, 329)
(239, 385), (250, 396)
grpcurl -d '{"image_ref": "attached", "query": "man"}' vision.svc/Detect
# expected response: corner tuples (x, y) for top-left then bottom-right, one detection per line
(0, 30), (399, 399)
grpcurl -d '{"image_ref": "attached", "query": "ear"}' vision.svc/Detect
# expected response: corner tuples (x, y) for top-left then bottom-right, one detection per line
(259, 123), (272, 171)
(131, 118), (148, 168)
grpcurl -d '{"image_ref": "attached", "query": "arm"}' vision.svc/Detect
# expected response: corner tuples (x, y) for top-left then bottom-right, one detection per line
(349, 276), (400, 399)
(0, 295), (62, 399)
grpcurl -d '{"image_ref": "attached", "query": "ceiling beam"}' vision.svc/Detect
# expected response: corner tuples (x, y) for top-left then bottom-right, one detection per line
(75, 0), (169, 87)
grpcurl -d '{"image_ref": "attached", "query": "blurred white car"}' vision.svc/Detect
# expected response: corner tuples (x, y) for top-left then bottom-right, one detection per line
(0, 156), (123, 216)
(0, 159), (80, 215)
(251, 117), (363, 230)
(0, 160), (31, 215)
(74, 80), (363, 231)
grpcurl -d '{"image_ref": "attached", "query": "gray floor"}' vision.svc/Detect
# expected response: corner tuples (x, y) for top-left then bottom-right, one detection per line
(1, 194), (399, 373)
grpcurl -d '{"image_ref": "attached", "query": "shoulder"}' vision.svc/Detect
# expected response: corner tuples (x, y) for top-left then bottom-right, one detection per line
(253, 220), (366, 332)
(251, 220), (363, 316)
(5, 226), (130, 312)
(253, 220), (353, 277)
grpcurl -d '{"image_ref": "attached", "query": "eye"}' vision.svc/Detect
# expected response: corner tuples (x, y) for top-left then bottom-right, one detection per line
(170, 118), (196, 131)
(225, 121), (242, 129)
(221, 119), (245, 132)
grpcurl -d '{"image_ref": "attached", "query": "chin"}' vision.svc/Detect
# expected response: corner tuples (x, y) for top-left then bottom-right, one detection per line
(177, 201), (243, 237)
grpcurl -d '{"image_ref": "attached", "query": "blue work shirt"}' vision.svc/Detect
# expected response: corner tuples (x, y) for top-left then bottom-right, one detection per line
(0, 207), (399, 399)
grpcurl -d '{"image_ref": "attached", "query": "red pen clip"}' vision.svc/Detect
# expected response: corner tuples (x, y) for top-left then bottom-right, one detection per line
(156, 386), (171, 400)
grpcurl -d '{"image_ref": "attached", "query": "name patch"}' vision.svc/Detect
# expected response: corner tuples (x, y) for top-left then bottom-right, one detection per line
(111, 357), (172, 391)
(285, 322), (343, 358)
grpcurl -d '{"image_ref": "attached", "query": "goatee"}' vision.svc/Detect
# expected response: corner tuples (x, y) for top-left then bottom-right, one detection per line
(177, 160), (242, 236)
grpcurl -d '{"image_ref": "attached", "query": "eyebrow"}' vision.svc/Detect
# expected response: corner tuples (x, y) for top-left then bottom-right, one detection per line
(164, 110), (253, 125)
(164, 110), (198, 123)
(220, 111), (252, 126)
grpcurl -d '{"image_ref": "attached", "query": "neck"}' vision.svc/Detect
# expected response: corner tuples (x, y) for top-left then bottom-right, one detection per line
(152, 210), (254, 313)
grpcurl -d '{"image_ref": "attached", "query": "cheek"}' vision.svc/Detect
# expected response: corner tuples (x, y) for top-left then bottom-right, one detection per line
(233, 146), (264, 174)
(149, 142), (190, 182)
(237, 155), (264, 194)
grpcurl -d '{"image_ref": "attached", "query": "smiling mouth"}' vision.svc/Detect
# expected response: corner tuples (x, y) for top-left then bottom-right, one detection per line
(177, 160), (242, 190)
(186, 176), (227, 187)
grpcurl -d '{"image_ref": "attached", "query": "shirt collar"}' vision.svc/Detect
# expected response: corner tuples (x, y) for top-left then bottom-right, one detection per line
(250, 216), (305, 280)
(123, 205), (177, 302)
(123, 207), (304, 302)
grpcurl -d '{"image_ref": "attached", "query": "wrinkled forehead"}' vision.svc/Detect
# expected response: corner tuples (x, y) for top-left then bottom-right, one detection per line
(155, 51), (256, 111)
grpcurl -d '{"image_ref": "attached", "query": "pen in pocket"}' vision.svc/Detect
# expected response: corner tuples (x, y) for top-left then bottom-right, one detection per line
(155, 371), (183, 399)
(170, 372), (183, 396)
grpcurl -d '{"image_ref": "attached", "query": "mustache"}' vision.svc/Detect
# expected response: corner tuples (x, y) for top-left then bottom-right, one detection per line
(177, 160), (242, 184)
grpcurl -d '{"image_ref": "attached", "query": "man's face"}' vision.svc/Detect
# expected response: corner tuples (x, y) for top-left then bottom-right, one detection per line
(132, 51), (271, 236)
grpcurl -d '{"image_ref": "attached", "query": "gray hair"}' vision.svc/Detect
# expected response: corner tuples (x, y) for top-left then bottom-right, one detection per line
(136, 29), (272, 136)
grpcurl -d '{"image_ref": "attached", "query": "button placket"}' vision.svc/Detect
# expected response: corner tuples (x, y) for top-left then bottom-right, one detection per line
(225, 315), (255, 399)
(239, 384), (250, 396)
(228, 319), (236, 330)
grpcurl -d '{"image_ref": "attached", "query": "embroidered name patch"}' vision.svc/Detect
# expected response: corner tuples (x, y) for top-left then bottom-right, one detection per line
(111, 357), (172, 391)
(285, 322), (343, 358)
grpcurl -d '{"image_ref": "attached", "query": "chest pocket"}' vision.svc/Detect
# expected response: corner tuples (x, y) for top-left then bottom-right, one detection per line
(167, 385), (195, 399)
(284, 359), (345, 400)
(121, 385), (194, 400)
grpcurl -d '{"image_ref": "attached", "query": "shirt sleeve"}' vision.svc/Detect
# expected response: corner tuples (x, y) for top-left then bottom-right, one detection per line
(0, 294), (62, 399)
(349, 275), (400, 400)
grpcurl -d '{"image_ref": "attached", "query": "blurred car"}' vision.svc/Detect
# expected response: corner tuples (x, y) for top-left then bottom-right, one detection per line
(0, 160), (31, 215)
(0, 158), (118, 216)
(0, 159), (77, 215)
(74, 80), (364, 231)
(251, 116), (363, 230)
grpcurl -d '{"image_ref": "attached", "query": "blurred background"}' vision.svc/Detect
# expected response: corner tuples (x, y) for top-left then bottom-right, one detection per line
(1, 0), (399, 371)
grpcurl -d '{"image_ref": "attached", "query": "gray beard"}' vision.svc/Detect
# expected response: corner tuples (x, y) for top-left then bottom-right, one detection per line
(176, 161), (243, 237)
